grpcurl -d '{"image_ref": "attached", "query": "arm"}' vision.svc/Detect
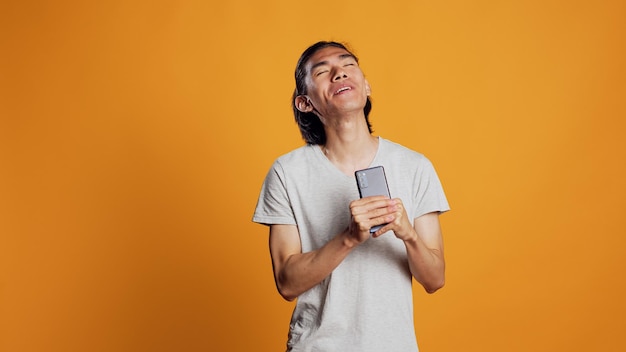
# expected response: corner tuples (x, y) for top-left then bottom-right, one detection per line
(269, 224), (355, 301)
(404, 213), (445, 293)
(269, 196), (394, 301)
(373, 201), (445, 293)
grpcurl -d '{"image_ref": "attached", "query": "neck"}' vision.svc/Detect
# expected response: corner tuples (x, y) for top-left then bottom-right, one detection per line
(321, 114), (378, 176)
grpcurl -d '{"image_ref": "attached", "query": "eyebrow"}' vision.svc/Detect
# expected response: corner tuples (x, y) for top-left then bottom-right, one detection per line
(309, 53), (357, 72)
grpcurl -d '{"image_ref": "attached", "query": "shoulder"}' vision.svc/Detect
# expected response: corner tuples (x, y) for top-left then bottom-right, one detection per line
(275, 144), (316, 164)
(379, 138), (431, 166)
(269, 144), (320, 174)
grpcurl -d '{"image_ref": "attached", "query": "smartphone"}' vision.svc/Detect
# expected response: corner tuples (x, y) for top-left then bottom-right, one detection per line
(355, 166), (391, 233)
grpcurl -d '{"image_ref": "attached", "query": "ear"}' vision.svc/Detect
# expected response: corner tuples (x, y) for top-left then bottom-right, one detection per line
(295, 95), (314, 113)
(365, 80), (372, 96)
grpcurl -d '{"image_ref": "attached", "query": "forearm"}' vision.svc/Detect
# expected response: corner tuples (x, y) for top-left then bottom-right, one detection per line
(276, 231), (356, 301)
(404, 232), (445, 293)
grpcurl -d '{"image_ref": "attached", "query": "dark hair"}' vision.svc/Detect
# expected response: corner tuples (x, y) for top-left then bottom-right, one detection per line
(292, 41), (373, 145)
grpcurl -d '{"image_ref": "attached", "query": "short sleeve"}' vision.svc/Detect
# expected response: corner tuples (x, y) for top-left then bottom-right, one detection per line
(252, 161), (297, 226)
(412, 158), (450, 218)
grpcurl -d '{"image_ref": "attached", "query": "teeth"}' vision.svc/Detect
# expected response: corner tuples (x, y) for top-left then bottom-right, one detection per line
(336, 87), (350, 94)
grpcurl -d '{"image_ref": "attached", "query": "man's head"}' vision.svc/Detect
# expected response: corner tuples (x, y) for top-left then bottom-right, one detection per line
(292, 41), (373, 145)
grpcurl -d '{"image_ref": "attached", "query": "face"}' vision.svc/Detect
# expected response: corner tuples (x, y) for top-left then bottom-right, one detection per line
(295, 46), (371, 119)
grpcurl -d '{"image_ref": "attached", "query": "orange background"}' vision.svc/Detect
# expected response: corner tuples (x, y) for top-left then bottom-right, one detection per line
(1, 1), (625, 351)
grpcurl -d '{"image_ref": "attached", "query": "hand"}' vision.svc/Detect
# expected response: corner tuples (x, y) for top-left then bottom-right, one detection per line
(373, 198), (417, 242)
(347, 196), (397, 245)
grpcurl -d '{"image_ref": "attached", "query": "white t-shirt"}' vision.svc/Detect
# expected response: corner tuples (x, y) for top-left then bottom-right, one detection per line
(253, 137), (450, 352)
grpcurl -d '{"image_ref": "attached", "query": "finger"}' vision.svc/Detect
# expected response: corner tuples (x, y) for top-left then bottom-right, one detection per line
(372, 221), (392, 237)
(362, 195), (391, 202)
(351, 198), (395, 215)
(350, 196), (385, 207)
(371, 213), (398, 236)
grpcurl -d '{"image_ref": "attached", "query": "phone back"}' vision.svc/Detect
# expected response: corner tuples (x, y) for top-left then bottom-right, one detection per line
(355, 166), (391, 199)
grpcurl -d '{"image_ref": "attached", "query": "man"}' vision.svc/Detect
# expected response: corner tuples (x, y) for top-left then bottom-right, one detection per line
(253, 41), (450, 352)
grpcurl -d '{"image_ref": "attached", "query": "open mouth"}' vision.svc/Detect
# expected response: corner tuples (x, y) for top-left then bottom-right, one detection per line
(334, 86), (351, 95)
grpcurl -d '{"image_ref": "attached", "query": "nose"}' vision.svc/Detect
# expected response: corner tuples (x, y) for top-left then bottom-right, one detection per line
(332, 69), (348, 82)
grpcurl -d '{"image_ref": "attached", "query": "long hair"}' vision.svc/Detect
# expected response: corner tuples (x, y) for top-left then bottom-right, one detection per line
(292, 41), (373, 145)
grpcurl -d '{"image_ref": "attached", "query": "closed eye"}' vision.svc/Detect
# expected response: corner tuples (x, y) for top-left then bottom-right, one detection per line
(341, 56), (358, 67)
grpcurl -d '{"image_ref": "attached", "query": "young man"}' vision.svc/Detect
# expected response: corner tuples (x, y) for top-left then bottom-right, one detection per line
(253, 41), (450, 351)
